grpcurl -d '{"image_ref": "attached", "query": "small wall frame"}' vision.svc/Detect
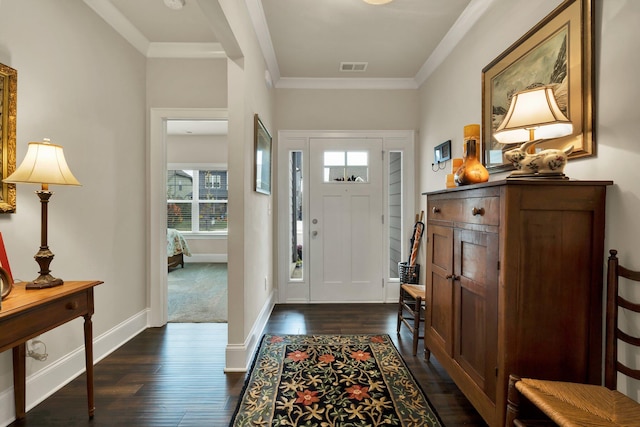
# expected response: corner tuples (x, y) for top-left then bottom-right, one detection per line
(254, 114), (272, 195)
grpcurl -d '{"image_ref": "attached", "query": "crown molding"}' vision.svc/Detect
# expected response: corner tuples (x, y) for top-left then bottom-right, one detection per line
(84, 0), (495, 85)
(248, 0), (493, 90)
(415, 0), (498, 86)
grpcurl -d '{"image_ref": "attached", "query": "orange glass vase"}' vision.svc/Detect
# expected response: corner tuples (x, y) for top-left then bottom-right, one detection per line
(454, 139), (489, 186)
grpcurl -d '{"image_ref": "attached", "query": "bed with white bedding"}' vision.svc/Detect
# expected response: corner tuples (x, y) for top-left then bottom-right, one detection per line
(167, 228), (191, 270)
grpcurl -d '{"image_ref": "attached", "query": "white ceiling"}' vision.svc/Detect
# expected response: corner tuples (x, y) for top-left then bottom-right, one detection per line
(83, 0), (496, 90)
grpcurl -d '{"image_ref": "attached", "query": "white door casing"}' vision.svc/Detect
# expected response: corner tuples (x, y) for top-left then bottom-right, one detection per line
(277, 130), (416, 305)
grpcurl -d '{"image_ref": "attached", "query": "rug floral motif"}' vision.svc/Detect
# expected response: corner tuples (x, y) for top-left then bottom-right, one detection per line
(230, 334), (442, 426)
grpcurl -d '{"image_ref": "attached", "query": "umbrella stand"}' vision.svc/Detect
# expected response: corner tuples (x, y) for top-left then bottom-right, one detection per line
(399, 211), (424, 284)
(409, 210), (424, 266)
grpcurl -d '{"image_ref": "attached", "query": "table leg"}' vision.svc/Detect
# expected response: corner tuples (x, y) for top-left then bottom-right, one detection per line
(84, 313), (95, 419)
(12, 343), (26, 420)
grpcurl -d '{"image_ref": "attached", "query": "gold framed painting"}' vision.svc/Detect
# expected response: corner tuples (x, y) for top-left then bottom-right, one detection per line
(0, 63), (17, 212)
(482, 0), (594, 173)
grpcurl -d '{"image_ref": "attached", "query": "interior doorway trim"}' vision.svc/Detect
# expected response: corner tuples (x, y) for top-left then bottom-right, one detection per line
(148, 108), (228, 327)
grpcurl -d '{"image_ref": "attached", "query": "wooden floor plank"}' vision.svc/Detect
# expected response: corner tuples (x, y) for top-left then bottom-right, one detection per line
(8, 304), (486, 426)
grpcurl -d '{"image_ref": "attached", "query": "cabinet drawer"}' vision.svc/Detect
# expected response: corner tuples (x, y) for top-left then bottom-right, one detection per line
(0, 293), (89, 349)
(427, 196), (499, 226)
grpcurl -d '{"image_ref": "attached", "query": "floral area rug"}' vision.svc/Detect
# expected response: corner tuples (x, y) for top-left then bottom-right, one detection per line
(230, 334), (442, 426)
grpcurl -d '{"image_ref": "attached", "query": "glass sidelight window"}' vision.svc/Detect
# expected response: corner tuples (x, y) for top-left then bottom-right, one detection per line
(289, 152), (303, 280)
(388, 152), (402, 279)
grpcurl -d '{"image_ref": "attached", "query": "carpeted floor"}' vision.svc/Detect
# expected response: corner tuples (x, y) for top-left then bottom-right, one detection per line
(231, 334), (443, 426)
(167, 262), (227, 323)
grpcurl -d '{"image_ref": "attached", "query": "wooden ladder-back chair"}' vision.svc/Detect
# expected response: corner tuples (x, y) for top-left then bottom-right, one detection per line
(506, 249), (640, 426)
(397, 283), (426, 357)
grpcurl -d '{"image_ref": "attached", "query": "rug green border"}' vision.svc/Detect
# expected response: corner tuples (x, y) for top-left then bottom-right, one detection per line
(229, 334), (443, 426)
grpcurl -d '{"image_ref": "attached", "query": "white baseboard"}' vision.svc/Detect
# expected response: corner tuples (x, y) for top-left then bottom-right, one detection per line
(185, 253), (228, 263)
(224, 291), (275, 372)
(0, 310), (148, 427)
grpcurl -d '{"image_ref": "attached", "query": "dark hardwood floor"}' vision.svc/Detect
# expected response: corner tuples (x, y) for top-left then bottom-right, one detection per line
(9, 304), (486, 426)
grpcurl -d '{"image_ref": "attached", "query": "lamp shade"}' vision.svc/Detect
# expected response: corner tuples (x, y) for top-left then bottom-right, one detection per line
(494, 86), (573, 144)
(3, 139), (81, 186)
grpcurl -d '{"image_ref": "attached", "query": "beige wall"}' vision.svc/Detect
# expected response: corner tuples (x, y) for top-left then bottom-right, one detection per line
(275, 89), (418, 131)
(0, 0), (147, 398)
(147, 58), (227, 108)
(417, 0), (640, 398)
(219, 0), (276, 369)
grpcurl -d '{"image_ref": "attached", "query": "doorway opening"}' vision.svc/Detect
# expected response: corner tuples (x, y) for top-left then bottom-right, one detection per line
(165, 119), (229, 323)
(148, 108), (228, 328)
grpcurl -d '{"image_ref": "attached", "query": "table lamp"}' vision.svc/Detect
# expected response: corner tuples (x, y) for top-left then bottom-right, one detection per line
(493, 85), (574, 177)
(3, 138), (81, 289)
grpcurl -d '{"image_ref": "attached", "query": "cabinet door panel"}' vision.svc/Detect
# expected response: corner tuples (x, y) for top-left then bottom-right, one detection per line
(426, 224), (454, 355)
(454, 229), (498, 400)
(512, 209), (595, 381)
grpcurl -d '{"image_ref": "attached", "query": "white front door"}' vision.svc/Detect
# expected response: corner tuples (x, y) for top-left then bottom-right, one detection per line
(309, 138), (384, 302)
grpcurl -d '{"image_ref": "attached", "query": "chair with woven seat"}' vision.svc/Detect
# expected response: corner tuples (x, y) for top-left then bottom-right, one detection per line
(397, 283), (427, 357)
(506, 249), (640, 426)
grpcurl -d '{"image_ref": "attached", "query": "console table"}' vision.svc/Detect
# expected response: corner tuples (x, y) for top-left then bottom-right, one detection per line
(0, 280), (103, 420)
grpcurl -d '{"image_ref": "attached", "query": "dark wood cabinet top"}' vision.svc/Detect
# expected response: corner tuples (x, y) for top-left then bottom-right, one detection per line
(423, 179), (613, 196)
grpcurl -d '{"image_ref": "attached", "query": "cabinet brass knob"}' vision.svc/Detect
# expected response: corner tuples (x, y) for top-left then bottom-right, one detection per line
(472, 207), (485, 216)
(66, 301), (79, 310)
(432, 207), (441, 214)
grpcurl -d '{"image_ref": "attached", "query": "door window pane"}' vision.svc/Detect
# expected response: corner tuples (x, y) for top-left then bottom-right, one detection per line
(323, 151), (369, 182)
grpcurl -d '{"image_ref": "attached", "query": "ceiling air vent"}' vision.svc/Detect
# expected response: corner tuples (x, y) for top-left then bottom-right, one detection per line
(340, 62), (368, 72)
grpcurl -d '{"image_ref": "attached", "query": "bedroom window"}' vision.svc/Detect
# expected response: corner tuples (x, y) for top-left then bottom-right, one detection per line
(167, 168), (228, 234)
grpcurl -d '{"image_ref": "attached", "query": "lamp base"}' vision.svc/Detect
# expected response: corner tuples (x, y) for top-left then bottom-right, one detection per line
(28, 246), (64, 289)
(26, 274), (64, 289)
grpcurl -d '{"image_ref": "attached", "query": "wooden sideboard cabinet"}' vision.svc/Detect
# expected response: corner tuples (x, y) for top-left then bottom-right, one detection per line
(423, 179), (611, 427)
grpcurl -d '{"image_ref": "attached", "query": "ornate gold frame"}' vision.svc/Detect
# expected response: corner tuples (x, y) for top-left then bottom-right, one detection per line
(481, 0), (594, 173)
(0, 63), (17, 213)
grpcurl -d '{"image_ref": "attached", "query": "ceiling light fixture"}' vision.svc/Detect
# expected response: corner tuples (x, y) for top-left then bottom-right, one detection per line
(362, 0), (394, 4)
(163, 0), (185, 10)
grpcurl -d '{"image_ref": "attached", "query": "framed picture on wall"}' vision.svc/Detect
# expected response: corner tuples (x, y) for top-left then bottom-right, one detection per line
(481, 0), (594, 173)
(254, 114), (272, 195)
(0, 63), (17, 213)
